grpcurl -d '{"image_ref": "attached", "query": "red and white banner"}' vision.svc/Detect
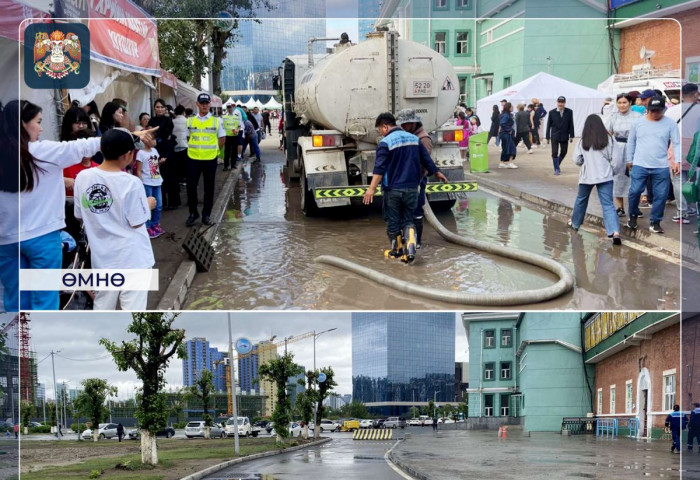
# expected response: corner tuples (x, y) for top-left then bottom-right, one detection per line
(159, 69), (178, 90)
(87, 0), (160, 76)
(0, 0), (51, 42)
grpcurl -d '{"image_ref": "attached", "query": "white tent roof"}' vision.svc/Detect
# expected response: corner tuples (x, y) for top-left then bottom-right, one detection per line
(476, 72), (609, 137)
(244, 97), (257, 108)
(254, 99), (264, 109)
(263, 97), (283, 109)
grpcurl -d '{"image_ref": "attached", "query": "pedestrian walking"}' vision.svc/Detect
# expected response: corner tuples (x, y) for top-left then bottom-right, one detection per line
(222, 104), (241, 171)
(432, 416), (438, 431)
(606, 93), (642, 217)
(546, 96), (575, 175)
(665, 404), (687, 453)
(362, 112), (447, 262)
(133, 133), (166, 239)
(687, 403), (700, 452)
(568, 114), (621, 245)
(455, 111), (473, 160)
(487, 105), (500, 145)
(185, 93), (226, 227)
(13, 424), (18, 439)
(171, 105), (190, 190)
(148, 99), (178, 210)
(514, 103), (533, 154)
(626, 96), (681, 234)
(498, 102), (518, 169)
(117, 423), (124, 442)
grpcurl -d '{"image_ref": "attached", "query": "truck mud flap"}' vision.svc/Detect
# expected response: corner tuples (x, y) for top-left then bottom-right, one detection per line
(428, 168), (466, 201)
(307, 172), (351, 208)
(314, 181), (477, 199)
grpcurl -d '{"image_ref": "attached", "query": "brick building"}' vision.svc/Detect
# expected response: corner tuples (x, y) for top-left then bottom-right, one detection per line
(682, 314), (700, 410)
(584, 312), (680, 439)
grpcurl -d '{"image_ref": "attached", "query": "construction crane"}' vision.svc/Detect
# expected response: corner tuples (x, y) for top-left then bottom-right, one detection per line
(2, 314), (34, 403)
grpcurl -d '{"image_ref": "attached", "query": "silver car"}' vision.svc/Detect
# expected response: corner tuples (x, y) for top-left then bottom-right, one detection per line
(184, 421), (226, 438)
(81, 423), (119, 440)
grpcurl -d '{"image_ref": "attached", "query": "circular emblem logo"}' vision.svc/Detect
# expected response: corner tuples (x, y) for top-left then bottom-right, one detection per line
(235, 338), (252, 355)
(318, 372), (327, 383)
(84, 184), (113, 214)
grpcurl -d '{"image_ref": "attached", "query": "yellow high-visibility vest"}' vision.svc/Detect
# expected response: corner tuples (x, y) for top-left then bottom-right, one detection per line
(187, 115), (220, 160)
(222, 113), (240, 136)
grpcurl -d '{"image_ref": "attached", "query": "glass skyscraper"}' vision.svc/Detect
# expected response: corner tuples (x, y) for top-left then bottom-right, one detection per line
(352, 313), (455, 414)
(182, 338), (227, 392)
(220, 0), (326, 95)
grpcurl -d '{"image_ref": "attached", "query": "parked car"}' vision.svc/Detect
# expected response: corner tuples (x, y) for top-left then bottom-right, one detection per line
(269, 422), (303, 437)
(438, 417), (455, 424)
(419, 415), (431, 426)
(29, 422), (43, 428)
(128, 426), (176, 439)
(372, 418), (386, 429)
(407, 418), (422, 426)
(254, 420), (269, 429)
(359, 419), (374, 429)
(184, 421), (226, 438)
(383, 417), (406, 429)
(81, 423), (119, 440)
(319, 419), (340, 432)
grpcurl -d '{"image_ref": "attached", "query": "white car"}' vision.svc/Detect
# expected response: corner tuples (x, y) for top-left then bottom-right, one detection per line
(439, 417), (455, 424)
(359, 419), (374, 429)
(269, 422), (303, 437)
(81, 423), (119, 440)
(185, 421), (226, 438)
(225, 416), (259, 437)
(319, 419), (340, 432)
(407, 418), (422, 426)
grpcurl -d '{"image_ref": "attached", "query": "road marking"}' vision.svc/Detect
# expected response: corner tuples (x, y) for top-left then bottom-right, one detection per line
(384, 439), (416, 480)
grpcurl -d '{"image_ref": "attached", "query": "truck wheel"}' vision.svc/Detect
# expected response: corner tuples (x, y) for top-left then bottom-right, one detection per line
(252, 431), (258, 437)
(166, 432), (172, 438)
(300, 162), (320, 217)
(428, 198), (456, 212)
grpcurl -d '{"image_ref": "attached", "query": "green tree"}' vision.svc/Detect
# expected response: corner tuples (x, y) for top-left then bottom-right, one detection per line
(409, 406), (420, 419)
(295, 372), (315, 439)
(458, 401), (468, 420)
(100, 313), (186, 465)
(73, 379), (118, 442)
(311, 367), (337, 439)
(427, 400), (436, 418)
(20, 400), (35, 434)
(344, 401), (369, 420)
(47, 401), (57, 428)
(443, 404), (455, 420)
(170, 388), (186, 425)
(258, 352), (303, 444)
(188, 369), (214, 439)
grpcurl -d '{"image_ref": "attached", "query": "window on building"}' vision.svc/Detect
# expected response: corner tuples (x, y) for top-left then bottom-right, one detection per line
(484, 330), (495, 348)
(0, 378), (5, 388)
(484, 362), (495, 380)
(501, 362), (511, 380)
(504, 76), (512, 88)
(456, 0), (470, 7)
(501, 329), (512, 347)
(435, 0), (447, 8)
(484, 394), (494, 416)
(456, 31), (469, 55)
(625, 381), (633, 413)
(459, 77), (467, 97)
(501, 394), (510, 416)
(597, 389), (603, 414)
(610, 385), (616, 414)
(664, 372), (676, 411)
(434, 32), (446, 55)
(11, 377), (17, 386)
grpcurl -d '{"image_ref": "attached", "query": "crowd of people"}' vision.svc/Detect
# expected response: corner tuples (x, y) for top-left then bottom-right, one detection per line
(0, 92), (280, 311)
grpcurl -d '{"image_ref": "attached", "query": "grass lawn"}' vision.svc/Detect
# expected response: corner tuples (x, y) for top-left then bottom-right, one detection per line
(21, 436), (311, 480)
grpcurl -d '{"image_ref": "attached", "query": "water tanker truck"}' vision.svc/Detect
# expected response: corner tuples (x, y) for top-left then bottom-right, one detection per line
(282, 30), (467, 215)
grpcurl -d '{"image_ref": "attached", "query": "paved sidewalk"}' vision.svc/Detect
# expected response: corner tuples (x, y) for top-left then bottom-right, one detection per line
(390, 428), (681, 480)
(464, 141), (682, 256)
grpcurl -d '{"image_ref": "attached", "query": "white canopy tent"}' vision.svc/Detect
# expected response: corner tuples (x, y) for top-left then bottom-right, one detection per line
(263, 97), (283, 110)
(244, 97), (257, 109)
(476, 72), (609, 137)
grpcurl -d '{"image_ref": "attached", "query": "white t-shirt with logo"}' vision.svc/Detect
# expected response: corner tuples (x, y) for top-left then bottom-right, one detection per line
(135, 147), (163, 186)
(74, 168), (154, 269)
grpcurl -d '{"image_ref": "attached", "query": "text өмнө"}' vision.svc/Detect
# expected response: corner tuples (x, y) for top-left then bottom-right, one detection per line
(62, 272), (125, 288)
(18, 269), (159, 291)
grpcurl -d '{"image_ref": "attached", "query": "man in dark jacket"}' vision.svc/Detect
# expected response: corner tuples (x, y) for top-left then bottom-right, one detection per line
(665, 404), (687, 453)
(545, 96), (575, 175)
(363, 112), (447, 262)
(688, 403), (700, 452)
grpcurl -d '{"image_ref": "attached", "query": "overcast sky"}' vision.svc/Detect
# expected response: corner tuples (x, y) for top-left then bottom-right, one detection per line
(326, 0), (360, 45)
(30, 312), (468, 401)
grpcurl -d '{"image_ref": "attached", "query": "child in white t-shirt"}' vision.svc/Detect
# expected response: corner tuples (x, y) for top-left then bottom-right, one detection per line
(74, 128), (156, 310)
(134, 134), (166, 238)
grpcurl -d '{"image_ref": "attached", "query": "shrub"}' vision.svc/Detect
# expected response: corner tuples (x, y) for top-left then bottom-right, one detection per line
(29, 426), (51, 434)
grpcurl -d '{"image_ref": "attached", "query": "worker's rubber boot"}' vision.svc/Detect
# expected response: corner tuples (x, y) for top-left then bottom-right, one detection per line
(414, 217), (423, 250)
(553, 157), (561, 175)
(384, 235), (404, 259)
(403, 226), (417, 263)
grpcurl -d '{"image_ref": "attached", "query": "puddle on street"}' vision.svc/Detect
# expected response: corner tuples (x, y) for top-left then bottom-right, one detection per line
(186, 160), (679, 310)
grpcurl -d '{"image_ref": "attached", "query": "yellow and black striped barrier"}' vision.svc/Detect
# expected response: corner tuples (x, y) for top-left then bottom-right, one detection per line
(353, 428), (394, 440)
(314, 182), (478, 199)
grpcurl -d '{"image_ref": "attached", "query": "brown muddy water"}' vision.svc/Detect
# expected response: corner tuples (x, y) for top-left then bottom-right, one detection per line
(185, 158), (679, 310)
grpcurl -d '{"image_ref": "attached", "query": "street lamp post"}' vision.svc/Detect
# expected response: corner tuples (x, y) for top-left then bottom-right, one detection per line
(312, 328), (337, 438)
(50, 350), (61, 440)
(434, 391), (441, 417)
(227, 313), (240, 455)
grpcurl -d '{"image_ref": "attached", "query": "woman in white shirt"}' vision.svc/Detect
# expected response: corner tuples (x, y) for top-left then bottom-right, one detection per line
(568, 114), (621, 245)
(1, 100), (154, 310)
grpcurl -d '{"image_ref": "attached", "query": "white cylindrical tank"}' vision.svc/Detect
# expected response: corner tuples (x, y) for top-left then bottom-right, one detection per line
(294, 32), (459, 145)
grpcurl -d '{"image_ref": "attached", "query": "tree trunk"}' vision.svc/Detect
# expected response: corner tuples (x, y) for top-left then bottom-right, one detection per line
(204, 426), (210, 439)
(302, 425), (309, 440)
(276, 432), (282, 444)
(93, 431), (98, 442)
(141, 430), (158, 465)
(313, 409), (320, 439)
(211, 29), (229, 96)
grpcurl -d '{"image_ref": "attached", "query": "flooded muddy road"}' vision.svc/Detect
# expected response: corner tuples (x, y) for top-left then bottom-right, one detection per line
(185, 148), (679, 311)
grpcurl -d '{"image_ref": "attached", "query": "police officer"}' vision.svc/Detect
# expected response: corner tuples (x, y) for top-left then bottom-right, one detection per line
(222, 104), (241, 171)
(688, 403), (700, 452)
(185, 93), (226, 227)
(665, 404), (687, 453)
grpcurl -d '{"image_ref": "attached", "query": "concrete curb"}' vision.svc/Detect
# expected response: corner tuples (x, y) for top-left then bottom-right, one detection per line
(388, 443), (431, 480)
(157, 164), (242, 310)
(179, 437), (332, 480)
(464, 171), (681, 257)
